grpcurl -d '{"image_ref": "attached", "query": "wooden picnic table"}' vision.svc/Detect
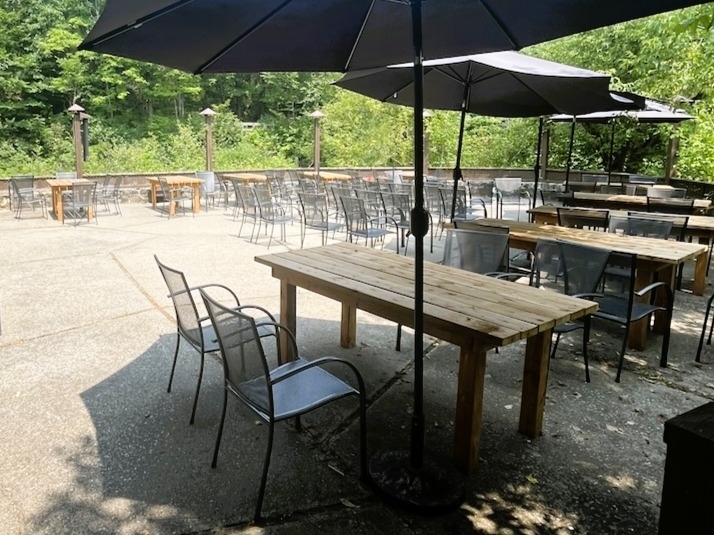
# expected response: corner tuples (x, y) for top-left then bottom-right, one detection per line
(302, 170), (352, 181)
(45, 179), (95, 223)
(222, 172), (268, 183)
(146, 176), (202, 217)
(475, 218), (708, 349)
(255, 243), (597, 474)
(557, 191), (712, 214)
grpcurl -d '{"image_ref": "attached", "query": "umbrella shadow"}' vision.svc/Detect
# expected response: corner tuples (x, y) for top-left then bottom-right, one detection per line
(28, 316), (406, 534)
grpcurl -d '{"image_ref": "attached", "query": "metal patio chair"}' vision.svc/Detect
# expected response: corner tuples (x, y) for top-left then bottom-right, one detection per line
(340, 195), (399, 253)
(494, 177), (531, 220)
(200, 289), (367, 523)
(10, 176), (46, 219)
(96, 175), (123, 216)
(196, 171), (223, 211)
(297, 191), (344, 247)
(154, 255), (277, 425)
(157, 176), (193, 218)
(253, 184), (293, 248)
(64, 182), (98, 225)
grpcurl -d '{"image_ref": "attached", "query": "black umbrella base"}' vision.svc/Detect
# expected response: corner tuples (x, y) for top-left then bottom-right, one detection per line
(368, 449), (465, 515)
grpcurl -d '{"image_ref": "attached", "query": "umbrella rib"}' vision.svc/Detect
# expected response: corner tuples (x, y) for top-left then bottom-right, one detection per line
(480, 0), (519, 49)
(80, 0), (196, 49)
(343, 0), (378, 71)
(195, 0), (296, 73)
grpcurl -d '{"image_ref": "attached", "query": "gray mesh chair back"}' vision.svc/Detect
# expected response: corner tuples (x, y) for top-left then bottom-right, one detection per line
(97, 176), (123, 216)
(628, 211), (689, 242)
(340, 195), (398, 252)
(443, 229), (509, 274)
(297, 192), (343, 247)
(557, 207), (609, 231)
(65, 182), (97, 225)
(646, 187), (687, 199)
(253, 184), (292, 248)
(646, 197), (695, 215)
(608, 214), (673, 239)
(594, 252), (673, 382)
(234, 183), (259, 239)
(10, 176), (46, 219)
(200, 289), (367, 522)
(533, 239), (610, 382)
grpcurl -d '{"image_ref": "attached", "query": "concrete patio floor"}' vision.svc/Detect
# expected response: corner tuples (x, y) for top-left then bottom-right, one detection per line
(2, 200), (714, 535)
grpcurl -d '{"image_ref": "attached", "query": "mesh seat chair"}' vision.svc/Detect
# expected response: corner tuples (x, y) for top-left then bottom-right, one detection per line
(154, 255), (277, 425)
(494, 177), (531, 220)
(453, 219), (533, 274)
(531, 240), (611, 382)
(593, 251), (674, 382)
(253, 184), (293, 248)
(157, 176), (194, 218)
(10, 176), (47, 219)
(557, 207), (610, 231)
(608, 213), (673, 239)
(466, 180), (493, 216)
(96, 176), (123, 216)
(196, 171), (223, 211)
(439, 184), (486, 223)
(340, 195), (399, 253)
(297, 191), (343, 247)
(646, 196), (695, 215)
(200, 290), (367, 523)
(64, 181), (98, 225)
(423, 183), (446, 237)
(396, 227), (509, 351)
(233, 183), (260, 239)
(383, 190), (433, 254)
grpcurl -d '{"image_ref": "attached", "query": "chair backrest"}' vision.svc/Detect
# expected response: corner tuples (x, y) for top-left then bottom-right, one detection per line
(10, 176), (35, 199)
(494, 177), (522, 196)
(298, 192), (328, 227)
(628, 211), (688, 241)
(56, 171), (77, 180)
(646, 187), (686, 199)
(71, 182), (97, 205)
(609, 213), (673, 239)
(154, 256), (202, 347)
(443, 228), (509, 273)
(196, 171), (216, 194)
(557, 207), (609, 231)
(157, 176), (171, 197)
(531, 239), (609, 297)
(438, 185), (469, 219)
(646, 197), (695, 215)
(201, 290), (272, 415)
(340, 195), (368, 232)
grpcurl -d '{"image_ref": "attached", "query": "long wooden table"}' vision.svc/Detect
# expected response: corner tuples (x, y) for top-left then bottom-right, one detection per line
(146, 176), (202, 216)
(302, 170), (352, 181)
(255, 243), (597, 474)
(222, 172), (268, 183)
(476, 218), (708, 348)
(529, 204), (714, 247)
(558, 191), (712, 214)
(45, 178), (95, 223)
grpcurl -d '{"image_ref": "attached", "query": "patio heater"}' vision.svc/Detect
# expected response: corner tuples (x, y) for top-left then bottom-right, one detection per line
(68, 104), (85, 179)
(309, 110), (325, 178)
(200, 107), (217, 171)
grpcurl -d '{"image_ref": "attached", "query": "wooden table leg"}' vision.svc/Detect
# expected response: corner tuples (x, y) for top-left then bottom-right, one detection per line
(279, 280), (296, 364)
(192, 185), (201, 214)
(55, 188), (64, 223)
(340, 303), (356, 348)
(453, 341), (487, 474)
(518, 330), (551, 438)
(693, 250), (707, 296)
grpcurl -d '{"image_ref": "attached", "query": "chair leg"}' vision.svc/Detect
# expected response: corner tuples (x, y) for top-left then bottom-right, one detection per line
(211, 387), (229, 468)
(583, 318), (591, 383)
(167, 334), (181, 393)
(254, 422), (275, 523)
(395, 324), (402, 351)
(358, 389), (368, 483)
(696, 293), (714, 362)
(615, 325), (630, 383)
(550, 332), (562, 360)
(189, 351), (206, 425)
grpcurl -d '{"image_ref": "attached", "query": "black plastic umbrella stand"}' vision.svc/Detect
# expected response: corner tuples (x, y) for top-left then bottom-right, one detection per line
(368, 449), (465, 514)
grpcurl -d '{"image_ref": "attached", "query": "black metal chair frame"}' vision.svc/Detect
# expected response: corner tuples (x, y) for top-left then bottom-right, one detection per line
(200, 289), (367, 523)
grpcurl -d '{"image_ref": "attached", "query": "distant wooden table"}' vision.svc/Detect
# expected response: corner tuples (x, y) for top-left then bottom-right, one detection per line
(146, 176), (202, 216)
(256, 243), (597, 473)
(45, 178), (95, 223)
(558, 191), (712, 214)
(476, 218), (708, 348)
(302, 170), (351, 181)
(222, 172), (268, 183)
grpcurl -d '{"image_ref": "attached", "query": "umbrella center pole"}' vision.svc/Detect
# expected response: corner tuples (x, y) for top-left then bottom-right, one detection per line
(367, 0), (465, 514)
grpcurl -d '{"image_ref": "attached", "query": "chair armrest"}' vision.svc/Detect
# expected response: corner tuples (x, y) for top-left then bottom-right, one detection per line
(235, 304), (278, 324)
(634, 281), (672, 301)
(186, 283), (241, 306)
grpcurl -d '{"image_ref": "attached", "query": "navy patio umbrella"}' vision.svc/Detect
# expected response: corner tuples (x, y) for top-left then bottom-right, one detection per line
(80, 0), (709, 513)
(335, 51), (644, 216)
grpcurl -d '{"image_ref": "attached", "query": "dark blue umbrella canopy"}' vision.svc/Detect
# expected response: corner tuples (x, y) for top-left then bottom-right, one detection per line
(79, 0), (707, 74)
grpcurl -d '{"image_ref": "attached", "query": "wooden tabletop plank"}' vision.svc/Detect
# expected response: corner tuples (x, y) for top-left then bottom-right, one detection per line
(477, 218), (706, 264)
